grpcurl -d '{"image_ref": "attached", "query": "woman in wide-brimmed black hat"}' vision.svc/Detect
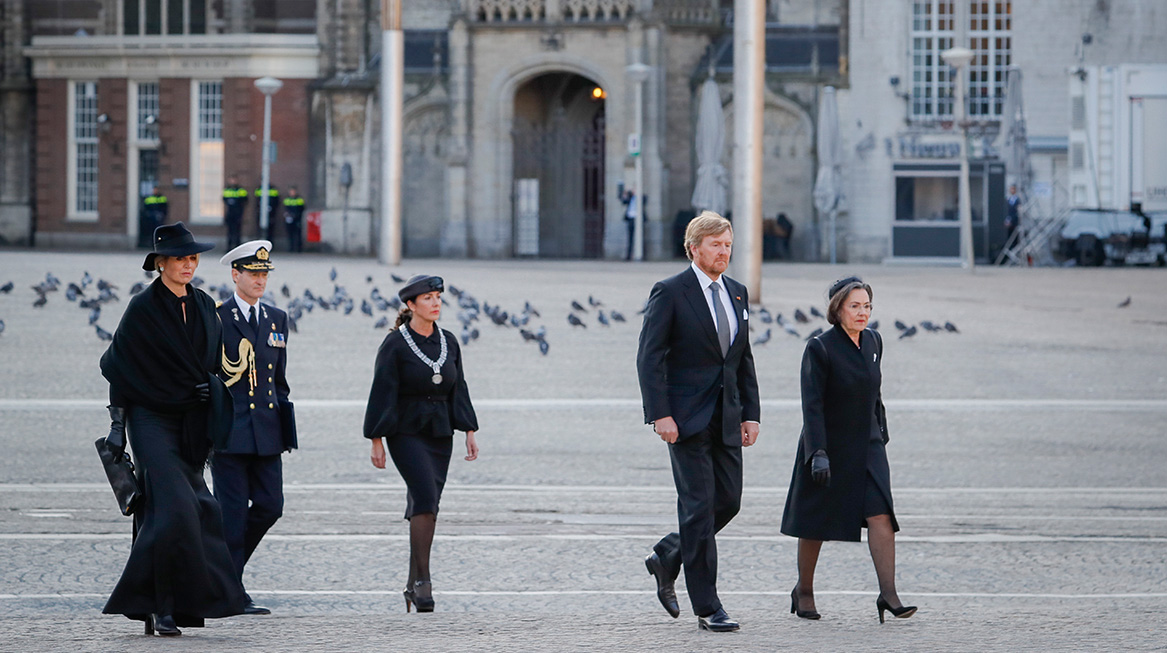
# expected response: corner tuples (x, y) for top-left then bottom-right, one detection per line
(363, 274), (480, 613)
(99, 222), (246, 636)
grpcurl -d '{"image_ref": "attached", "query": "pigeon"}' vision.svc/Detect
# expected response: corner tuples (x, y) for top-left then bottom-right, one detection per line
(567, 313), (586, 328)
(98, 288), (119, 303)
(366, 275), (373, 284)
(610, 310), (626, 323)
(281, 284), (291, 298)
(287, 316), (298, 333)
(44, 273), (61, 289)
(190, 276), (205, 289)
(343, 298), (354, 315)
(538, 339), (549, 356)
(571, 300), (587, 312)
(757, 307), (773, 324)
(96, 279), (116, 291)
(361, 299), (374, 317)
(894, 320), (908, 331)
(898, 325), (918, 340)
(524, 301), (541, 318)
(597, 311), (610, 326)
(519, 329), (540, 342)
(88, 307), (101, 325)
(32, 294), (47, 308)
(810, 306), (825, 320)
(0, 281), (12, 293)
(869, 320), (880, 331)
(329, 267), (338, 282)
(81, 271), (93, 288)
(373, 316), (389, 329)
(1118, 296), (1131, 308)
(794, 309), (810, 324)
(95, 324), (113, 341)
(447, 285), (464, 299)
(919, 320), (942, 333)
(944, 321), (960, 333)
(588, 295), (603, 307)
(754, 328), (772, 346)
(66, 283), (83, 301)
(217, 286), (232, 302)
(805, 327), (824, 341)
(130, 281), (147, 295)
(0, 319), (4, 335)
(776, 314), (800, 337)
(390, 273), (405, 283)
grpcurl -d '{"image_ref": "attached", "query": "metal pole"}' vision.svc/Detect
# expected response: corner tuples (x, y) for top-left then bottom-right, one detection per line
(830, 209), (837, 264)
(956, 71), (975, 271)
(259, 92), (273, 234)
(633, 77), (645, 261)
(732, 0), (764, 299)
(379, 0), (404, 265)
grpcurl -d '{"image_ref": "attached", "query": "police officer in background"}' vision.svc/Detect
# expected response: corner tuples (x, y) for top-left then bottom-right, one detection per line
(282, 186), (306, 253)
(214, 240), (298, 615)
(140, 186), (169, 248)
(254, 184), (280, 242)
(223, 175), (248, 250)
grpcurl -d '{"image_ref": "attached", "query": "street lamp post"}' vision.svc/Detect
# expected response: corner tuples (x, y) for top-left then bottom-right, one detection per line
(942, 46), (975, 271)
(625, 62), (650, 261)
(380, 0), (404, 265)
(254, 76), (283, 238)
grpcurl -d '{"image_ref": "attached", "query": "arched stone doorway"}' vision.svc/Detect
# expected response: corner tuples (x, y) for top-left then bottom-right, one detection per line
(511, 72), (606, 258)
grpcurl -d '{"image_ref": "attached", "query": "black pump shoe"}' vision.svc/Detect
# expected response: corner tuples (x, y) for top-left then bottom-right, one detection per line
(876, 595), (917, 623)
(790, 586), (821, 620)
(146, 614), (181, 636)
(405, 580), (434, 613)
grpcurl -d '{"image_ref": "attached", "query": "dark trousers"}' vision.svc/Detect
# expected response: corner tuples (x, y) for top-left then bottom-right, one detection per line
(225, 214), (242, 250)
(653, 416), (743, 616)
(286, 219), (302, 252)
(210, 453), (284, 586)
(625, 218), (635, 260)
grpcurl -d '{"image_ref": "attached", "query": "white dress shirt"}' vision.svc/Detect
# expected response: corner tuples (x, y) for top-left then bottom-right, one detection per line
(233, 292), (259, 327)
(690, 262), (738, 343)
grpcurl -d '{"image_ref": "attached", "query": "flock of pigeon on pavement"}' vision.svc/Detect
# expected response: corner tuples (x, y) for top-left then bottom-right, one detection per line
(0, 267), (1003, 353)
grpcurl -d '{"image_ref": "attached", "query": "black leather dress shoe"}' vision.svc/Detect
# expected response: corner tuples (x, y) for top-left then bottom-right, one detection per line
(146, 614), (181, 636)
(698, 608), (740, 632)
(645, 552), (680, 618)
(243, 601), (272, 615)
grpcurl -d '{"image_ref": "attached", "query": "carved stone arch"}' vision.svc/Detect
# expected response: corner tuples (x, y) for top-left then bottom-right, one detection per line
(723, 88), (816, 259)
(401, 99), (450, 257)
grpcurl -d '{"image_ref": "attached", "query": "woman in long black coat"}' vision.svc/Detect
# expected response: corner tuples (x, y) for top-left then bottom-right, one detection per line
(99, 223), (245, 636)
(780, 277), (916, 623)
(364, 274), (479, 613)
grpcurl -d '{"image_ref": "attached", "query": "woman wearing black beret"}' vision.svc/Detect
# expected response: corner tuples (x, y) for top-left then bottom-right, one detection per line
(363, 274), (479, 613)
(780, 277), (916, 623)
(99, 223), (245, 636)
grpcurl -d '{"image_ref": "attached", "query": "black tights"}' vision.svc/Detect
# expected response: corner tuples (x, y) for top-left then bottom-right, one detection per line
(407, 513), (437, 598)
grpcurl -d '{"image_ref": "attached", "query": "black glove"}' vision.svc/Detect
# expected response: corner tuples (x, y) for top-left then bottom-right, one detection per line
(810, 450), (831, 487)
(106, 405), (127, 456)
(195, 382), (210, 402)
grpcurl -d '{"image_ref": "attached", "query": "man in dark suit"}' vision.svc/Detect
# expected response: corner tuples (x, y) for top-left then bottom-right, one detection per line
(637, 211), (761, 632)
(214, 240), (297, 615)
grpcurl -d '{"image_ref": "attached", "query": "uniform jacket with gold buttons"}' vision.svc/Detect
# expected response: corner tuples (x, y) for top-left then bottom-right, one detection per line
(216, 300), (293, 455)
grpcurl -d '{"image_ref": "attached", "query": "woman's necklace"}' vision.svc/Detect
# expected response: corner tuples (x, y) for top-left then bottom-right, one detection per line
(400, 324), (448, 384)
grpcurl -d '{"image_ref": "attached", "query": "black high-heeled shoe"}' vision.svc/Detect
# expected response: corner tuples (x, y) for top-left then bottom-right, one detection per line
(145, 614), (181, 636)
(790, 586), (821, 620)
(411, 580), (435, 613)
(876, 595), (917, 623)
(403, 584), (415, 612)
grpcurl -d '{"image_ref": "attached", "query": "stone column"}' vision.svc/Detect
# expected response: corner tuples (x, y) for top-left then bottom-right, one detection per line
(0, 0), (33, 245)
(643, 21), (666, 259)
(441, 17), (471, 256)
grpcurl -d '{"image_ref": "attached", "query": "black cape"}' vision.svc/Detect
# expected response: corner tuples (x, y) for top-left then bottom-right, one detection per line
(100, 278), (232, 466)
(364, 325), (478, 440)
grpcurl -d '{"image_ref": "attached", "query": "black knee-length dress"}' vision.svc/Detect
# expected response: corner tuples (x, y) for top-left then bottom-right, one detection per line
(363, 324), (478, 519)
(99, 279), (245, 626)
(780, 326), (898, 542)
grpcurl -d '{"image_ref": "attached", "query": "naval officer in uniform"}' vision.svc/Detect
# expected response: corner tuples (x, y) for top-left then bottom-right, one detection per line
(213, 240), (297, 615)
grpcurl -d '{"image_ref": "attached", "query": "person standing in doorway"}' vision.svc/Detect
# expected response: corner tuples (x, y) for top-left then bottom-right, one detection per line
(213, 240), (297, 616)
(622, 187), (639, 260)
(140, 187), (169, 248)
(223, 176), (248, 250)
(282, 186), (306, 253)
(254, 184), (280, 243)
(636, 211), (761, 632)
(1005, 184), (1021, 245)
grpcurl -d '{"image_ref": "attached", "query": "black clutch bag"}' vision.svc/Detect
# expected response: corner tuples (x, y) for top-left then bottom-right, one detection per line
(94, 437), (142, 516)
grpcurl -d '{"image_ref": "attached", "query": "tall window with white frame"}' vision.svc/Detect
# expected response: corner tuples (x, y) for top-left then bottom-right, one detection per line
(195, 81), (224, 223)
(909, 1), (1012, 122)
(137, 82), (160, 141)
(967, 1), (1012, 119)
(910, 0), (955, 121)
(73, 81), (99, 217)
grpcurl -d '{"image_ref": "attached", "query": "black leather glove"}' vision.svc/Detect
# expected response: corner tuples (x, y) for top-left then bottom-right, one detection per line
(106, 405), (127, 455)
(195, 382), (210, 402)
(810, 449), (831, 487)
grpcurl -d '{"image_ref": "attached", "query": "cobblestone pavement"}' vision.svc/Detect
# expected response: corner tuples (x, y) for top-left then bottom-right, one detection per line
(1, 252), (1165, 651)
